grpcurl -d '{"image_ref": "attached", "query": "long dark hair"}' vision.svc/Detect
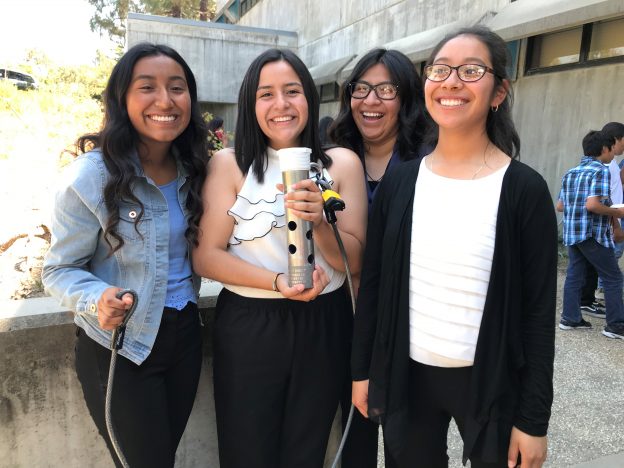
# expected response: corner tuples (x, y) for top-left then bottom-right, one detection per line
(426, 26), (521, 159)
(77, 43), (208, 253)
(329, 48), (429, 162)
(235, 48), (331, 183)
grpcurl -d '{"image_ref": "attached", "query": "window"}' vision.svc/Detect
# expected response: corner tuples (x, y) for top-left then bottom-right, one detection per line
(240, 0), (259, 16)
(318, 83), (339, 103)
(528, 27), (582, 69)
(526, 16), (624, 74)
(506, 40), (520, 80)
(588, 17), (624, 61)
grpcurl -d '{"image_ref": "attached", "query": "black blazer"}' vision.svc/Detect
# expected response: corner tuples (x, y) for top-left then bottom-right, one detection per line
(351, 158), (558, 464)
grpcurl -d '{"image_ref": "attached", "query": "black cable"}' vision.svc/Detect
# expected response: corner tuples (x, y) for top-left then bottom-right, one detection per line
(314, 174), (357, 468)
(329, 222), (356, 468)
(106, 289), (138, 468)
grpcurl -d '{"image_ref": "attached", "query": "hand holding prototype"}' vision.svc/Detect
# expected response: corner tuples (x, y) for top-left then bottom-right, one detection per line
(276, 264), (329, 302)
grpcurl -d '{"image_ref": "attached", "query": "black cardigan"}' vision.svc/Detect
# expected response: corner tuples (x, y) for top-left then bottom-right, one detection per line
(351, 158), (558, 464)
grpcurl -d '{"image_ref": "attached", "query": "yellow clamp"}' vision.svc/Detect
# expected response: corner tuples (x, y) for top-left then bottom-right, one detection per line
(321, 189), (342, 202)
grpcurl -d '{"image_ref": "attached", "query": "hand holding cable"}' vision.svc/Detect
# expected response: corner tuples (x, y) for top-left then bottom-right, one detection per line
(97, 287), (135, 330)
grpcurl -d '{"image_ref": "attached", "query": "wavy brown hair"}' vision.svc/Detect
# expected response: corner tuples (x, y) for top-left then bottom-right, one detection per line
(77, 43), (208, 254)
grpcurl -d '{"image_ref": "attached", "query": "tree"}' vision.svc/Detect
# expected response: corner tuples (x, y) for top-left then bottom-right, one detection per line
(87, 0), (217, 46)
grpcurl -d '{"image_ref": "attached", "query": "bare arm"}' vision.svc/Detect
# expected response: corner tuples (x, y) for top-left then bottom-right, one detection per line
(585, 196), (624, 217)
(555, 200), (563, 213)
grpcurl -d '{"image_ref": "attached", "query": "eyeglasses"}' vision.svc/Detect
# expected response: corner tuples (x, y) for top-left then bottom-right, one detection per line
(424, 63), (499, 82)
(348, 81), (399, 100)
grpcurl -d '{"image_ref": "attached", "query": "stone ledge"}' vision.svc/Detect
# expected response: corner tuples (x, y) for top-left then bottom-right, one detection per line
(0, 281), (223, 333)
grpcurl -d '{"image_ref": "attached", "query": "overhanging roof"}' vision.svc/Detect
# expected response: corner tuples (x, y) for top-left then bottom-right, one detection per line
(485, 0), (624, 42)
(309, 54), (357, 85)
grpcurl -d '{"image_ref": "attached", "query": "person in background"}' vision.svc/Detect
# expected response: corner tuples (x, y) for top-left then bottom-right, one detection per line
(579, 122), (624, 318)
(318, 115), (334, 147)
(192, 48), (367, 468)
(329, 48), (430, 468)
(207, 115), (228, 154)
(42, 43), (208, 468)
(352, 26), (558, 467)
(558, 130), (624, 340)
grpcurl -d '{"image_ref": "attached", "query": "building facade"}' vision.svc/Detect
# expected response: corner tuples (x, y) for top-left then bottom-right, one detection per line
(128, 0), (624, 197)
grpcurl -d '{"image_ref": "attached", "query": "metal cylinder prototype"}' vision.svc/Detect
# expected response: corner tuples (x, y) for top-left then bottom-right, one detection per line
(278, 147), (315, 289)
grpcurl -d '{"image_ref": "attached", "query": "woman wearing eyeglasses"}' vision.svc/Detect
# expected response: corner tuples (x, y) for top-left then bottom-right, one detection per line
(330, 49), (430, 210)
(351, 27), (557, 467)
(329, 48), (430, 468)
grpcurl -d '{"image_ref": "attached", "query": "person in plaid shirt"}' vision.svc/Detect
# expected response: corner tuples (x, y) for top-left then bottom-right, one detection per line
(557, 130), (624, 339)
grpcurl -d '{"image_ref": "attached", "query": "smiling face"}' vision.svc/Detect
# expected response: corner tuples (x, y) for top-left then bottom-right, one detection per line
(350, 63), (400, 146)
(255, 60), (308, 150)
(125, 55), (191, 156)
(425, 35), (507, 134)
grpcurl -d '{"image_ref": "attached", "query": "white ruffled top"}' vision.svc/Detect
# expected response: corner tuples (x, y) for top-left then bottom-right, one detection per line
(223, 147), (345, 298)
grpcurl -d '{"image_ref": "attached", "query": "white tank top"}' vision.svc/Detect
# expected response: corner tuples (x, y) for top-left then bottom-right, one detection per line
(223, 147), (345, 298)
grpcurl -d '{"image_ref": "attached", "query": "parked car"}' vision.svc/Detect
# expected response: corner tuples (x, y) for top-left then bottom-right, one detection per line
(0, 69), (38, 90)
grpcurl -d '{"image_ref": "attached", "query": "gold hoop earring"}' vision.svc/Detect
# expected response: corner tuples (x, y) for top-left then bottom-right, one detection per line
(491, 105), (499, 113)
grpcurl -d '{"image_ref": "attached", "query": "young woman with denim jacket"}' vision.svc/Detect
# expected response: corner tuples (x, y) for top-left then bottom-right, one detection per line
(42, 43), (208, 468)
(193, 49), (367, 468)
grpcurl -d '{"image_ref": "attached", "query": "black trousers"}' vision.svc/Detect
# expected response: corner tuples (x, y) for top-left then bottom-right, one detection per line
(581, 262), (599, 306)
(398, 360), (509, 468)
(213, 288), (351, 468)
(75, 302), (203, 468)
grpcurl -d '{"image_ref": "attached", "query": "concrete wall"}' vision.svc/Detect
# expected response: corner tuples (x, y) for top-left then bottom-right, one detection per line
(126, 13), (297, 104)
(513, 61), (624, 199)
(233, 0), (510, 67)
(0, 291), (341, 467)
(0, 293), (218, 468)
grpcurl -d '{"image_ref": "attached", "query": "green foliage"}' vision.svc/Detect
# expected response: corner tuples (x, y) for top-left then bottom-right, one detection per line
(0, 49), (114, 167)
(88, 0), (217, 46)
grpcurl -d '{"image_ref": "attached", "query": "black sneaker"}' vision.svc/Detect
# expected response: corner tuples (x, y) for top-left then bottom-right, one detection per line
(559, 318), (593, 330)
(602, 324), (624, 339)
(581, 301), (607, 319)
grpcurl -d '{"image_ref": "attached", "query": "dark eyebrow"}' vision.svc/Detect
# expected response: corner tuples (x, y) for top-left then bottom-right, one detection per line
(352, 80), (394, 86)
(433, 57), (488, 66)
(132, 74), (187, 82)
(257, 81), (303, 91)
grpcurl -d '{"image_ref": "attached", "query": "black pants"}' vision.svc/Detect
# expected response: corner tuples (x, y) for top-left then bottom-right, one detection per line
(398, 360), (508, 468)
(75, 302), (203, 468)
(213, 288), (351, 468)
(581, 263), (599, 306)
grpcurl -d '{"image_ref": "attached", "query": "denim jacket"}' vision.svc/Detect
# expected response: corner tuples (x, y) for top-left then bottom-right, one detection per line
(42, 149), (201, 365)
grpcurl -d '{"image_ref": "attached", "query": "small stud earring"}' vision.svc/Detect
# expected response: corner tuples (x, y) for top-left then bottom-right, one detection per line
(491, 105), (499, 113)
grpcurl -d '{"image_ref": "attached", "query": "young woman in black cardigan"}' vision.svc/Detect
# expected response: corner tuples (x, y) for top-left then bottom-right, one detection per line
(351, 26), (557, 467)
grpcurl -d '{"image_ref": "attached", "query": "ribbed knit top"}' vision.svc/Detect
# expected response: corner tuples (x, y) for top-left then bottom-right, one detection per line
(409, 157), (509, 367)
